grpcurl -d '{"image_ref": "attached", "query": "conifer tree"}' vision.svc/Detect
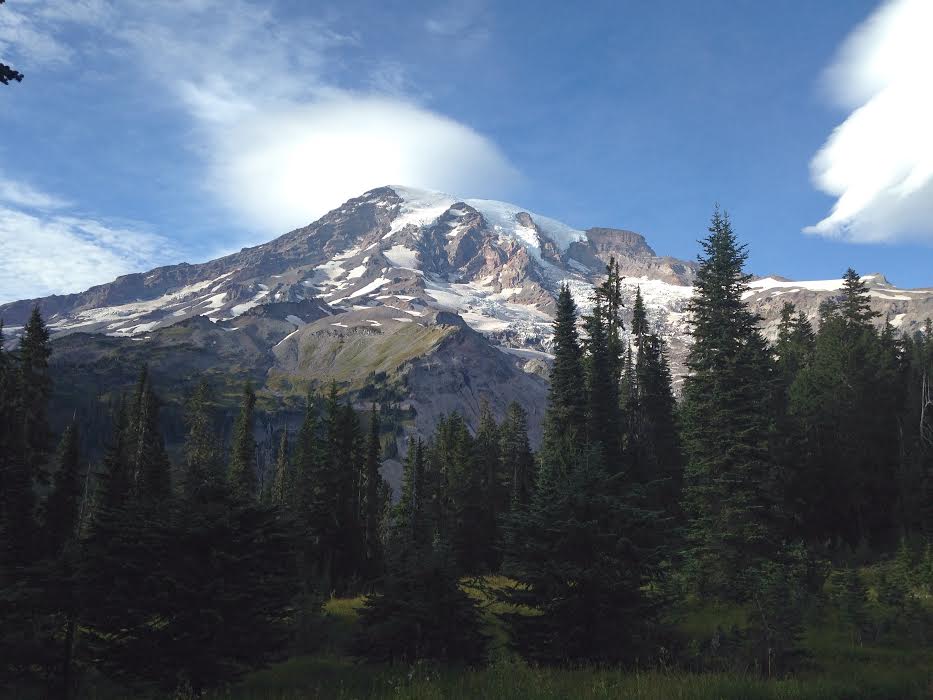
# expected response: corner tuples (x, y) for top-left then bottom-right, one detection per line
(583, 294), (615, 455)
(500, 402), (535, 509)
(633, 327), (683, 520)
(355, 435), (487, 664)
(229, 382), (258, 501)
(543, 285), (586, 452)
(790, 270), (900, 546)
(44, 421), (82, 556)
(19, 305), (53, 480)
(271, 427), (290, 507)
(129, 370), (172, 504)
(500, 443), (664, 664)
(680, 207), (779, 599)
(182, 380), (223, 500)
(362, 404), (386, 580)
(475, 400), (506, 570)
(434, 413), (484, 573)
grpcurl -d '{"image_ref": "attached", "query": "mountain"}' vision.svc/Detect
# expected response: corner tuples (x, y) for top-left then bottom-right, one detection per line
(2, 185), (932, 468)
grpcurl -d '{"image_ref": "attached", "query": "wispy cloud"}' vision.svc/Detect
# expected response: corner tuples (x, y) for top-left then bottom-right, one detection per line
(0, 185), (181, 303)
(3, 0), (517, 239)
(806, 0), (933, 243)
(0, 175), (70, 210)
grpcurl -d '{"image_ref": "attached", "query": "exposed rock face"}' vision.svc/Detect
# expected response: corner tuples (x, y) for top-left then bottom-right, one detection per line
(2, 185), (932, 446)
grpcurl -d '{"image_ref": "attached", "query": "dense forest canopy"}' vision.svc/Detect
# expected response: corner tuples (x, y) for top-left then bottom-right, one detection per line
(1, 211), (931, 698)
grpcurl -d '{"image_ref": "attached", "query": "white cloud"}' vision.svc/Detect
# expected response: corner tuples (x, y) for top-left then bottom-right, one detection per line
(107, 1), (517, 234)
(0, 175), (70, 210)
(0, 199), (180, 303)
(0, 0), (519, 301)
(208, 95), (519, 233)
(806, 0), (933, 242)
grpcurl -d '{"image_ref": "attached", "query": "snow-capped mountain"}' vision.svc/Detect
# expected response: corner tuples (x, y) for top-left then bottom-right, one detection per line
(0, 186), (699, 369)
(2, 185), (932, 443)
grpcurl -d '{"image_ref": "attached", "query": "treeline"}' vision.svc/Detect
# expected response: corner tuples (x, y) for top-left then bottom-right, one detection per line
(2, 209), (932, 697)
(0, 313), (396, 696)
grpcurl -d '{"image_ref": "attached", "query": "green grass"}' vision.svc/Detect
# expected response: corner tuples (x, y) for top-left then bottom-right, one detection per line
(211, 655), (930, 700)
(188, 578), (930, 700)
(68, 575), (933, 699)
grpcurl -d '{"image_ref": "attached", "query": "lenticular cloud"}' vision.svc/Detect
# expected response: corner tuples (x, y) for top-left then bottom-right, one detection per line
(207, 96), (520, 235)
(805, 0), (933, 243)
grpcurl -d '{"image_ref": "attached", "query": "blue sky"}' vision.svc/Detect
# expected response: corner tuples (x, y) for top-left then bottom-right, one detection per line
(1, 0), (931, 302)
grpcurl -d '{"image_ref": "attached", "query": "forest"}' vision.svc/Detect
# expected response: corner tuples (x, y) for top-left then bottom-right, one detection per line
(1, 210), (931, 699)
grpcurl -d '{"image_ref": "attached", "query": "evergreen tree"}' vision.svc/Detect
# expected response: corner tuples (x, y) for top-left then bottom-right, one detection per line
(543, 285), (586, 452)
(500, 444), (664, 664)
(790, 270), (900, 546)
(433, 413), (484, 573)
(229, 382), (258, 501)
(44, 421), (82, 556)
(271, 427), (290, 507)
(475, 400), (506, 570)
(680, 208), (780, 600)
(128, 369), (171, 504)
(633, 327), (683, 522)
(499, 402), (535, 509)
(19, 305), (53, 482)
(362, 404), (386, 581)
(354, 436), (487, 664)
(182, 380), (223, 501)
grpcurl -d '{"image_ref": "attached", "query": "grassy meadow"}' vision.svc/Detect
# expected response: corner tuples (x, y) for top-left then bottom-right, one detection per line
(72, 568), (932, 700)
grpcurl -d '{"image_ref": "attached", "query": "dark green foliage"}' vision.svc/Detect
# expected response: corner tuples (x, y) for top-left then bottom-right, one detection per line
(475, 401), (507, 571)
(680, 208), (780, 600)
(631, 292), (683, 518)
(789, 270), (903, 546)
(431, 413), (484, 573)
(229, 381), (258, 501)
(582, 258), (624, 464)
(79, 381), (298, 695)
(128, 367), (172, 504)
(543, 285), (586, 452)
(500, 402), (535, 509)
(362, 404), (386, 581)
(19, 306), (52, 477)
(501, 445), (664, 665)
(44, 421), (82, 557)
(745, 544), (811, 676)
(354, 438), (487, 665)
(271, 427), (290, 507)
(831, 567), (869, 646)
(0, 307), (52, 565)
(182, 380), (224, 500)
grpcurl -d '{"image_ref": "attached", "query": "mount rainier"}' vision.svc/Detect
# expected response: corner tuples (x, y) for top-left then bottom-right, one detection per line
(2, 185), (932, 452)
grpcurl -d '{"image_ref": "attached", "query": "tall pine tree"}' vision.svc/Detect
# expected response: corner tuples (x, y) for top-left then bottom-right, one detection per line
(680, 208), (779, 600)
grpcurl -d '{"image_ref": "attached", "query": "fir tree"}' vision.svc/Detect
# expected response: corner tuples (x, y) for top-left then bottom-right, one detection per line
(44, 421), (82, 556)
(475, 400), (506, 570)
(362, 404), (386, 581)
(544, 285), (586, 451)
(500, 444), (665, 664)
(790, 270), (901, 546)
(182, 380), (223, 501)
(19, 305), (53, 481)
(434, 413), (484, 573)
(500, 402), (535, 509)
(355, 435), (487, 664)
(271, 427), (290, 507)
(129, 369), (172, 504)
(680, 207), (780, 600)
(229, 382), (258, 501)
